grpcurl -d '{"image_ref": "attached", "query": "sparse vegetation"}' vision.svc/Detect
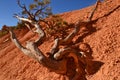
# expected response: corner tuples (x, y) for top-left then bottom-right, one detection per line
(5, 0), (100, 80)
(15, 21), (26, 29)
(0, 22), (25, 38)
(45, 15), (73, 39)
(0, 30), (8, 38)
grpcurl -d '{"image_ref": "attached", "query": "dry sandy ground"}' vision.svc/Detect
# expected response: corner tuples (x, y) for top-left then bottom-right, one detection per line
(0, 0), (120, 80)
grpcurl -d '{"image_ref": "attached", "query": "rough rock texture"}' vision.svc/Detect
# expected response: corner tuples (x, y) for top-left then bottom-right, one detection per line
(0, 0), (120, 80)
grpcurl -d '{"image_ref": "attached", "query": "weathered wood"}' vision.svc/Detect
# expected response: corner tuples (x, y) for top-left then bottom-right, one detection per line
(87, 0), (100, 22)
(9, 28), (68, 74)
(8, 0), (100, 79)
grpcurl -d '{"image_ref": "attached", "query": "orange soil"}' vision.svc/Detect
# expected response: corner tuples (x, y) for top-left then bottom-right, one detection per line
(0, 0), (120, 80)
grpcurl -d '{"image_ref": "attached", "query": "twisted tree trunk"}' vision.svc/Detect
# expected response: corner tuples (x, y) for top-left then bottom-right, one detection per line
(8, 0), (100, 79)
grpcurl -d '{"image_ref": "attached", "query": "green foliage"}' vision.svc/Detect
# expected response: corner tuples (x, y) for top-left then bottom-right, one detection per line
(0, 22), (26, 38)
(45, 15), (71, 38)
(0, 25), (9, 37)
(0, 30), (8, 38)
(16, 21), (25, 29)
(30, 0), (52, 15)
(29, 4), (37, 10)
(15, 0), (72, 39)
(20, 0), (52, 20)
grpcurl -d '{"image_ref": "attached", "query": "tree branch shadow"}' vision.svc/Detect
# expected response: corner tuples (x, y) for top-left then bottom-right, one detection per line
(75, 5), (120, 44)
(86, 60), (104, 75)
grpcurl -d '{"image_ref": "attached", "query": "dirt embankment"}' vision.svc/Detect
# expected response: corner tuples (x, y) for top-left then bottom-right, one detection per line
(0, 0), (120, 80)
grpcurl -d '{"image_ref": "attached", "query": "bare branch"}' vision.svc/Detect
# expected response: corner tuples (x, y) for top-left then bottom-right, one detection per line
(25, 23), (34, 33)
(8, 28), (30, 54)
(17, 0), (35, 20)
(9, 28), (24, 49)
(17, 0), (24, 8)
(8, 0), (100, 79)
(58, 0), (100, 45)
(53, 47), (81, 74)
(15, 15), (33, 23)
(50, 38), (59, 55)
(34, 23), (46, 46)
(15, 13), (46, 46)
(8, 27), (45, 62)
(34, 5), (48, 17)
(87, 0), (100, 21)
(63, 22), (80, 43)
(53, 47), (76, 60)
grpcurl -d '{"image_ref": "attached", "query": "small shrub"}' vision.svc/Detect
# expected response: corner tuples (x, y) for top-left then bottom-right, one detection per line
(45, 15), (72, 39)
(0, 30), (8, 38)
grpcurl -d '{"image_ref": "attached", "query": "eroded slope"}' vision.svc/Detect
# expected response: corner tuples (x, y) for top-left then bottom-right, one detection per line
(0, 0), (120, 80)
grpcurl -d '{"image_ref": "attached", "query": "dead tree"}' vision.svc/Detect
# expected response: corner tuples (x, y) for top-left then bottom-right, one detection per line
(7, 0), (100, 79)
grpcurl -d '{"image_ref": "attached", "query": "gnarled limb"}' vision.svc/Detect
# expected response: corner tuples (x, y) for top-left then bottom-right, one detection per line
(15, 15), (33, 23)
(8, 28), (43, 61)
(60, 22), (81, 45)
(8, 27), (68, 74)
(9, 28), (27, 52)
(87, 0), (100, 22)
(50, 38), (59, 55)
(8, 0), (100, 79)
(34, 22), (46, 46)
(48, 0), (100, 79)
(17, 0), (35, 20)
(25, 23), (34, 33)
(15, 15), (46, 46)
(53, 47), (87, 80)
(58, 0), (100, 45)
